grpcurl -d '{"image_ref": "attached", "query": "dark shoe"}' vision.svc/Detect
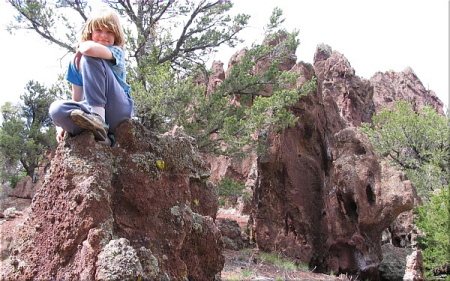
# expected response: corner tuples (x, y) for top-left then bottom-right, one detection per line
(70, 109), (109, 141)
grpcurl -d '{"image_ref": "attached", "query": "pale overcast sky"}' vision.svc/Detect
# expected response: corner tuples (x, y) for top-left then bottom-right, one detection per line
(0, 0), (448, 111)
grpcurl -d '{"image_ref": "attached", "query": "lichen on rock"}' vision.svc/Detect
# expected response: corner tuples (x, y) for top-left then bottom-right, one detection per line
(0, 120), (224, 281)
(96, 238), (144, 280)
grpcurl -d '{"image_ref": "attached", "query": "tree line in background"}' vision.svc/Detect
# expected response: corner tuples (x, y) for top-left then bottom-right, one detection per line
(0, 0), (448, 279)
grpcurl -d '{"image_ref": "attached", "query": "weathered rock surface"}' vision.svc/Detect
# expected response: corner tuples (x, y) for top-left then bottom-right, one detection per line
(313, 44), (375, 127)
(8, 176), (39, 199)
(379, 244), (413, 281)
(379, 244), (425, 281)
(385, 210), (418, 248)
(0, 121), (223, 281)
(370, 67), (444, 115)
(217, 218), (248, 251)
(403, 249), (426, 281)
(6, 150), (53, 200)
(243, 44), (430, 280)
(0, 183), (32, 214)
(202, 40), (443, 279)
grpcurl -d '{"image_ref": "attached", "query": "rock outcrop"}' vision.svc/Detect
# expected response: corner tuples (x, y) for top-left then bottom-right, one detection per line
(379, 244), (426, 281)
(370, 67), (444, 115)
(247, 46), (426, 280)
(6, 150), (54, 200)
(8, 176), (39, 199)
(403, 250), (426, 281)
(247, 45), (435, 280)
(0, 121), (223, 281)
(205, 43), (435, 280)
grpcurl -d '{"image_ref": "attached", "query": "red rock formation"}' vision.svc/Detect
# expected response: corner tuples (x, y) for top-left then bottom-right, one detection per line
(403, 250), (426, 281)
(7, 150), (53, 200)
(217, 218), (249, 250)
(8, 176), (38, 199)
(314, 44), (375, 127)
(247, 45), (424, 280)
(0, 121), (223, 281)
(207, 60), (226, 95)
(203, 39), (443, 279)
(371, 67), (444, 115)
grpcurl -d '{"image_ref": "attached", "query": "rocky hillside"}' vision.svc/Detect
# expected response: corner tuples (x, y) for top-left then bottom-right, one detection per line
(1, 39), (443, 280)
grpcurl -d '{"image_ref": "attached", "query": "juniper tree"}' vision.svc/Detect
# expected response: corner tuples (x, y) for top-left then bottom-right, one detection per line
(361, 101), (449, 198)
(0, 81), (60, 185)
(131, 8), (316, 155)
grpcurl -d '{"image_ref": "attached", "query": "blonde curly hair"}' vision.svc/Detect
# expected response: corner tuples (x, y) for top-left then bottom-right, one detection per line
(81, 9), (125, 47)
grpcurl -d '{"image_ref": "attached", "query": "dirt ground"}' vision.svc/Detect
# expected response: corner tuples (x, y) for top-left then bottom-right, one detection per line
(221, 248), (350, 281)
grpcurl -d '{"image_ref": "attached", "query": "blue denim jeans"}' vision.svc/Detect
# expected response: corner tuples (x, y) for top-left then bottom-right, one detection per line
(49, 55), (134, 135)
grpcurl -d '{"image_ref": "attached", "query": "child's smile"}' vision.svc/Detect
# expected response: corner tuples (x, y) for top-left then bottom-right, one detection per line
(92, 27), (115, 46)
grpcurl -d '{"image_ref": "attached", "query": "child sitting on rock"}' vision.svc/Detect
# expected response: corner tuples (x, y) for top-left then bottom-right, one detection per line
(49, 8), (134, 146)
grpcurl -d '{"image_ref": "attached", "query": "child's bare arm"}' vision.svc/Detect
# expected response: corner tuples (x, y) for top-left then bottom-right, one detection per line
(72, 84), (84, 102)
(78, 41), (114, 61)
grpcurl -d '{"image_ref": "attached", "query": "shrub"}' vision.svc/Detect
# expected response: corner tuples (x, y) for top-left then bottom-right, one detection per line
(415, 185), (450, 279)
(217, 176), (245, 198)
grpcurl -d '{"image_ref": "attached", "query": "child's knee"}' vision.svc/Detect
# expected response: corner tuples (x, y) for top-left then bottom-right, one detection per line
(81, 55), (104, 67)
(49, 100), (65, 121)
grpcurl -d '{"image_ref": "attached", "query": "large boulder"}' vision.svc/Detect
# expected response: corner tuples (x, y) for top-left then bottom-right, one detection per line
(248, 45), (421, 280)
(8, 176), (38, 199)
(0, 121), (223, 281)
(379, 244), (425, 281)
(217, 218), (248, 251)
(198, 42), (440, 279)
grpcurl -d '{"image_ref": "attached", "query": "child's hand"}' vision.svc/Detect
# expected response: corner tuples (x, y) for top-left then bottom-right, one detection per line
(56, 127), (66, 142)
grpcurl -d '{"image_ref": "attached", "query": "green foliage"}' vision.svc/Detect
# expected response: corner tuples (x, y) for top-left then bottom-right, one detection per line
(266, 7), (285, 32)
(217, 176), (245, 198)
(259, 252), (299, 271)
(205, 14), (316, 155)
(218, 197), (226, 208)
(130, 62), (204, 132)
(8, 172), (27, 190)
(242, 269), (253, 277)
(361, 100), (450, 278)
(361, 100), (449, 198)
(132, 9), (316, 156)
(415, 185), (450, 278)
(242, 191), (252, 204)
(8, 0), (249, 72)
(0, 81), (59, 184)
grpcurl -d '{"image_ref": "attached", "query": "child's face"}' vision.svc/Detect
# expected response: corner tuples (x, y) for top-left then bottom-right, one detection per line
(92, 26), (115, 47)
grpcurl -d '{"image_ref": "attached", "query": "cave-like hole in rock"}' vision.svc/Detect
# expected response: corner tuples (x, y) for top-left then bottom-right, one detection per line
(366, 184), (376, 204)
(345, 200), (358, 220)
